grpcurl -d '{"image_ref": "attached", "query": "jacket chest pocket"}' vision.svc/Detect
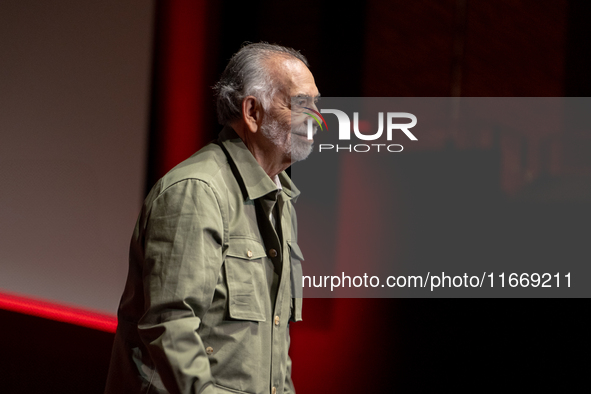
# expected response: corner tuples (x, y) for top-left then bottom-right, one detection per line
(224, 238), (268, 322)
(288, 241), (304, 322)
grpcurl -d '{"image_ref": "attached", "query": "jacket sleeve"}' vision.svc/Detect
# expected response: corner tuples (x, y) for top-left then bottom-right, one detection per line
(137, 179), (225, 394)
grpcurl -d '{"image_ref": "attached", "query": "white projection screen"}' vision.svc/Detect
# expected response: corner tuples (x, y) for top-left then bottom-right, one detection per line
(0, 1), (154, 315)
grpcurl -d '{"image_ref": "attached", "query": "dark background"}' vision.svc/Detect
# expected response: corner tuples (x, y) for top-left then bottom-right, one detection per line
(2, 0), (590, 392)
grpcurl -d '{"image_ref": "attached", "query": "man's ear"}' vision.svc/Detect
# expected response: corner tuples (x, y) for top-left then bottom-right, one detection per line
(241, 96), (261, 133)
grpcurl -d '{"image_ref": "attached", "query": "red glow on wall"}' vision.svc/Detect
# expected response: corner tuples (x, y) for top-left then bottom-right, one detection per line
(151, 0), (211, 179)
(0, 290), (117, 333)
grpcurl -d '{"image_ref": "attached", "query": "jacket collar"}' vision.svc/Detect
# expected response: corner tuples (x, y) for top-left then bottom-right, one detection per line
(218, 126), (301, 202)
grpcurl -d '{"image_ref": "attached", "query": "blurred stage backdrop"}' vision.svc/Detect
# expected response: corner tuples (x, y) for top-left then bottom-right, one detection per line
(1, 0), (589, 392)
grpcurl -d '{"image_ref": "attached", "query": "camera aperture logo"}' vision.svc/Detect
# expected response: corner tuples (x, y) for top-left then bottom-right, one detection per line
(302, 107), (329, 132)
(307, 109), (417, 153)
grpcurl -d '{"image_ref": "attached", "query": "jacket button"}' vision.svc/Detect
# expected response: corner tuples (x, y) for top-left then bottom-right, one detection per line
(268, 249), (277, 257)
(274, 315), (280, 326)
(206, 347), (213, 355)
(247, 250), (253, 258)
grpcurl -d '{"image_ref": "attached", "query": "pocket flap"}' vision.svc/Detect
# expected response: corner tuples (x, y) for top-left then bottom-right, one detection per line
(226, 238), (267, 260)
(287, 240), (304, 261)
(287, 241), (303, 322)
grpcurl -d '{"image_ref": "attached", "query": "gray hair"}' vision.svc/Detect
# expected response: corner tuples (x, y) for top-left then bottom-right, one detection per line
(213, 42), (309, 125)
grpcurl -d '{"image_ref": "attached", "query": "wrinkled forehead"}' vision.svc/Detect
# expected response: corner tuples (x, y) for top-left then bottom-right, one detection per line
(267, 56), (319, 99)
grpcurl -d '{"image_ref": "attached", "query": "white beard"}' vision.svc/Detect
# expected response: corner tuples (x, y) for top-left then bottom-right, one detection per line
(259, 116), (315, 162)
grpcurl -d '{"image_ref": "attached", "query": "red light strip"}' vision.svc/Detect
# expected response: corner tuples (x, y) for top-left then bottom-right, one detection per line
(0, 290), (117, 333)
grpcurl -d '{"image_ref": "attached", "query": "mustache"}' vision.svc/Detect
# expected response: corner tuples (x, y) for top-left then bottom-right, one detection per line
(292, 122), (317, 136)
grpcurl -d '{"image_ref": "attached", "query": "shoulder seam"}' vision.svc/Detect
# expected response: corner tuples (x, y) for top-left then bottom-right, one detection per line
(152, 176), (228, 247)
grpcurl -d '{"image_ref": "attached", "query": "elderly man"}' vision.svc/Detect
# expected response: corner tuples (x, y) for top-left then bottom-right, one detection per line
(105, 43), (319, 394)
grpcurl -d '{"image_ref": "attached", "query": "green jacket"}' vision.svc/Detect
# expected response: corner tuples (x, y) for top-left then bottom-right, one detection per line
(105, 127), (304, 394)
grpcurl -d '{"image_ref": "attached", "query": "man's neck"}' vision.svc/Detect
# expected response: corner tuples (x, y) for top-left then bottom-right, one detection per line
(230, 123), (291, 179)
